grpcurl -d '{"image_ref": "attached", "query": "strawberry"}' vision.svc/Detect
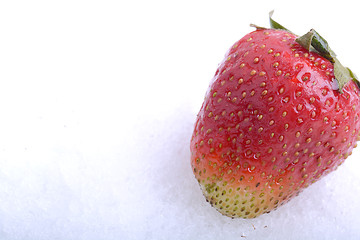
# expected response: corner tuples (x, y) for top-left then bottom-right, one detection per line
(190, 12), (360, 219)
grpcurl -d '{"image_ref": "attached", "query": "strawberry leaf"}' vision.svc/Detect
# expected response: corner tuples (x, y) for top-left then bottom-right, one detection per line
(333, 59), (352, 93)
(296, 29), (335, 63)
(269, 10), (292, 33)
(256, 11), (359, 93)
(309, 30), (336, 63)
(249, 23), (267, 30)
(296, 29), (357, 93)
(347, 67), (360, 89)
(295, 29), (315, 52)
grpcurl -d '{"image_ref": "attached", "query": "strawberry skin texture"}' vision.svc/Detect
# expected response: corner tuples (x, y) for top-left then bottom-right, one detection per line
(190, 29), (360, 218)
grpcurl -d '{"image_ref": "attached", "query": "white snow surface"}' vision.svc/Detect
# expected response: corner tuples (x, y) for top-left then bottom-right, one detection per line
(1, 1), (360, 239)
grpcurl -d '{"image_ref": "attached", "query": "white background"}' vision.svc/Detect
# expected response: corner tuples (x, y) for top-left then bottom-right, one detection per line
(1, 0), (360, 239)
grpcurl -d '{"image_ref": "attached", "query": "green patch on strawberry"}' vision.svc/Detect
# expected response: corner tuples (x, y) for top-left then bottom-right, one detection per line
(190, 12), (360, 219)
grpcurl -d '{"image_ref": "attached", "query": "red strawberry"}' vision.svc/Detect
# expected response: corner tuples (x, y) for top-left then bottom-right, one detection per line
(190, 13), (360, 219)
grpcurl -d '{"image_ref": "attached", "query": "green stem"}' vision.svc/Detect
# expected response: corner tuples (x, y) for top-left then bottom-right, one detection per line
(261, 10), (360, 93)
